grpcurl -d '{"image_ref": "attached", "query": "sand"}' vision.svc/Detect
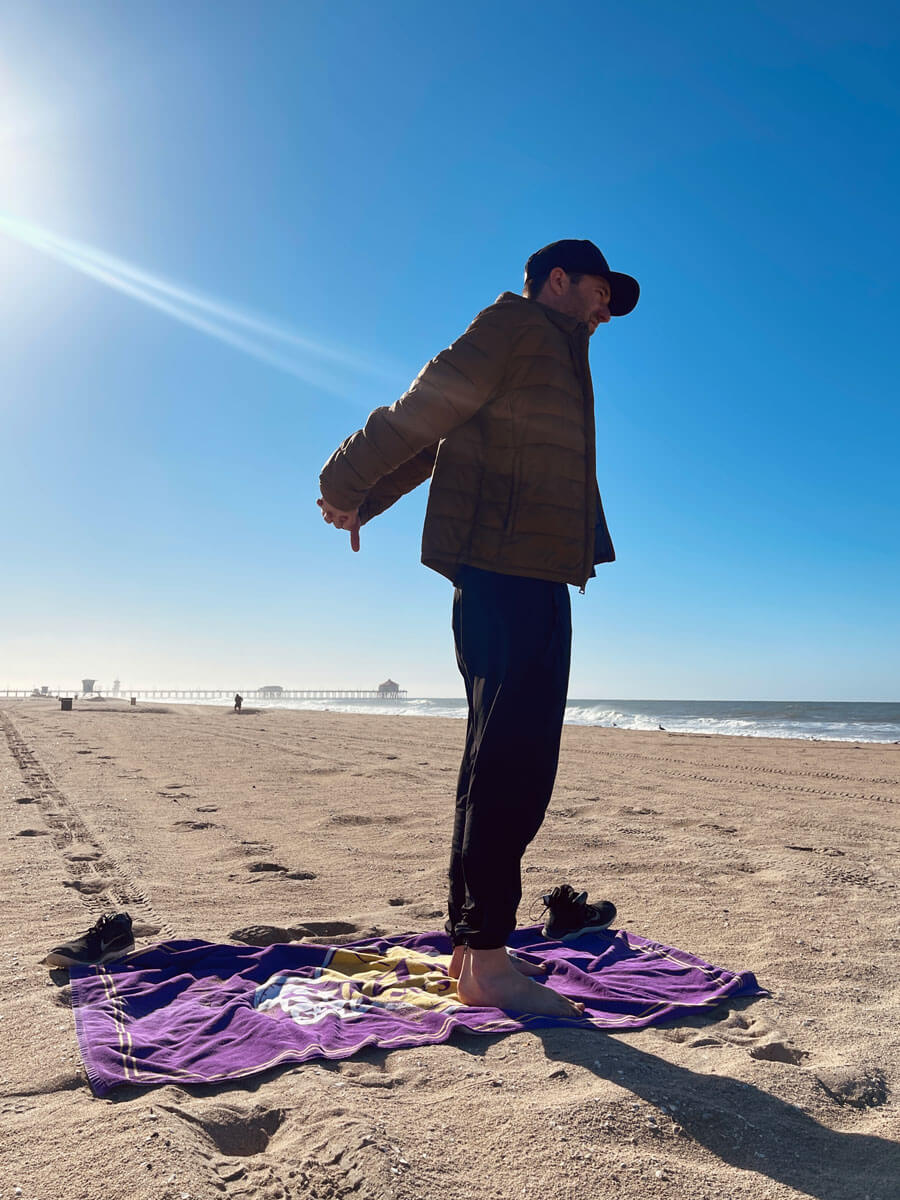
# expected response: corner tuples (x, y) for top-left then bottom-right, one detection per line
(1, 696), (898, 1200)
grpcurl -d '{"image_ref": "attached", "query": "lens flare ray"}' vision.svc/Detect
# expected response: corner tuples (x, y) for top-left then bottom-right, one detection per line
(0, 213), (399, 394)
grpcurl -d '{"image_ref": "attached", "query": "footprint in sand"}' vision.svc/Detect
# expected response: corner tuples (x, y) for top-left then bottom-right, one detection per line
(719, 1012), (808, 1065)
(246, 861), (288, 873)
(132, 921), (161, 937)
(229, 924), (313, 945)
(62, 878), (106, 895)
(815, 1066), (888, 1109)
(230, 921), (362, 943)
(15, 797), (36, 805)
(12, 828), (50, 837)
(64, 848), (103, 862)
(301, 920), (360, 937)
(749, 1040), (808, 1065)
(172, 820), (217, 831)
(160, 1102), (286, 1157)
(786, 844), (846, 857)
(285, 869), (317, 880)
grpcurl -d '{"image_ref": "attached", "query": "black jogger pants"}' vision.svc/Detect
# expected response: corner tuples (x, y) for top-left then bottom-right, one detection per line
(447, 564), (572, 949)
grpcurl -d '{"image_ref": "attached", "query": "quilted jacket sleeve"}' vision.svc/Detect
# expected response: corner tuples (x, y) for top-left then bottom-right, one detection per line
(356, 444), (438, 525)
(319, 303), (514, 514)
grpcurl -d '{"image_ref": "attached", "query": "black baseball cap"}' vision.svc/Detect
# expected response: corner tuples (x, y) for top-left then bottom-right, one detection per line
(525, 239), (640, 316)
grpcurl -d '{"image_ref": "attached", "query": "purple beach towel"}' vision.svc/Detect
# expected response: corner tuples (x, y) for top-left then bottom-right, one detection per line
(70, 925), (763, 1096)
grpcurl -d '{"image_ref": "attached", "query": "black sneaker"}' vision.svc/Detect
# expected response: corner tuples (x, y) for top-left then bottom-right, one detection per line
(43, 912), (135, 967)
(540, 884), (617, 943)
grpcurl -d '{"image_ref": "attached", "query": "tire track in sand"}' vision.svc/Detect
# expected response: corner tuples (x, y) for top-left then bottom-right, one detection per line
(578, 746), (898, 806)
(1, 709), (176, 938)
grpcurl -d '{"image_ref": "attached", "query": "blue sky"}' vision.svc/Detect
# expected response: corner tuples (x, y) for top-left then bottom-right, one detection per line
(1, 1), (897, 699)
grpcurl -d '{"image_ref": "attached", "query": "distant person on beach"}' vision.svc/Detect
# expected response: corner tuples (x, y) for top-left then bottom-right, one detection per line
(234, 693), (243, 713)
(318, 240), (638, 1016)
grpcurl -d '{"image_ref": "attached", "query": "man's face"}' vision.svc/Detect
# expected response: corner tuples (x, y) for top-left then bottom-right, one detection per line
(570, 274), (612, 334)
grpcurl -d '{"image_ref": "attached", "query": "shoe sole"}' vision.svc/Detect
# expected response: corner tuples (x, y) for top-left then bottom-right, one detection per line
(43, 942), (136, 968)
(540, 916), (616, 942)
(560, 920), (615, 943)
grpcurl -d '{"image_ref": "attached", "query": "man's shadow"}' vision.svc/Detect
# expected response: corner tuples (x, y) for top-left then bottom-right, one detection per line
(456, 1015), (897, 1200)
(98, 1001), (895, 1198)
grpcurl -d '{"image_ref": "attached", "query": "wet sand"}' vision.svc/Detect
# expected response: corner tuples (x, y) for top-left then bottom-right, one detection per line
(1, 697), (898, 1199)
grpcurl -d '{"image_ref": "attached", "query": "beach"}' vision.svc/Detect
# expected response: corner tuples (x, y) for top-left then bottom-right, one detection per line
(1, 696), (898, 1200)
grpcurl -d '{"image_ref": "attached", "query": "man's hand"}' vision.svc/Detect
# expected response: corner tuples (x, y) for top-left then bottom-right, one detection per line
(317, 497), (361, 552)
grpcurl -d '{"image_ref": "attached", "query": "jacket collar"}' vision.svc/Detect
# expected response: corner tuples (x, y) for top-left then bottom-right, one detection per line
(495, 291), (587, 338)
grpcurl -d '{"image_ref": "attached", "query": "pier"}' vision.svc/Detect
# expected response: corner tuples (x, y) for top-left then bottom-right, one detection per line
(2, 688), (407, 701)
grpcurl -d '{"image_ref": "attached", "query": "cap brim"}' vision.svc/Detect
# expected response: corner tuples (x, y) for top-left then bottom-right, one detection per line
(608, 272), (640, 317)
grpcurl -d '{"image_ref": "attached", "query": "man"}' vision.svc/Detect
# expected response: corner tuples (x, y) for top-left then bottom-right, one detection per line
(318, 240), (639, 1016)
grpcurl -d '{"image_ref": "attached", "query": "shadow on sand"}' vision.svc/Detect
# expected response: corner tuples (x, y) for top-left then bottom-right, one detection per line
(102, 1004), (896, 1199)
(457, 1016), (897, 1200)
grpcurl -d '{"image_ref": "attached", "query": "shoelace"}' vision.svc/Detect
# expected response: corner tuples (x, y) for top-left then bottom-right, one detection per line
(84, 913), (122, 945)
(530, 885), (588, 923)
(546, 886), (587, 912)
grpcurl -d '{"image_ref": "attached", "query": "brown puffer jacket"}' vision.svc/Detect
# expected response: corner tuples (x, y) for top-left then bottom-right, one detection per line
(319, 291), (615, 588)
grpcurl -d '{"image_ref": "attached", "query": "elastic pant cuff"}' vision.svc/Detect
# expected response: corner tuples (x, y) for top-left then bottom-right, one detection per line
(453, 927), (512, 951)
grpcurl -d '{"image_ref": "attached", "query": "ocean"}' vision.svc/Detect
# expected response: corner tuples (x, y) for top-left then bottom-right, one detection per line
(191, 696), (900, 744)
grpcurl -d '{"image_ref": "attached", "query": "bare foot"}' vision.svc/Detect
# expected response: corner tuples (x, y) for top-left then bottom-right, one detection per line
(448, 944), (466, 980)
(448, 946), (546, 980)
(458, 947), (584, 1017)
(508, 951), (547, 977)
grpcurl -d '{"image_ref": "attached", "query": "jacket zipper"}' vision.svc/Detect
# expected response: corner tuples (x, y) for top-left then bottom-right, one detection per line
(572, 324), (596, 592)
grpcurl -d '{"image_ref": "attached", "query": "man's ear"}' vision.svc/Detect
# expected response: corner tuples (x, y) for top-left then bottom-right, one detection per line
(547, 267), (568, 295)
